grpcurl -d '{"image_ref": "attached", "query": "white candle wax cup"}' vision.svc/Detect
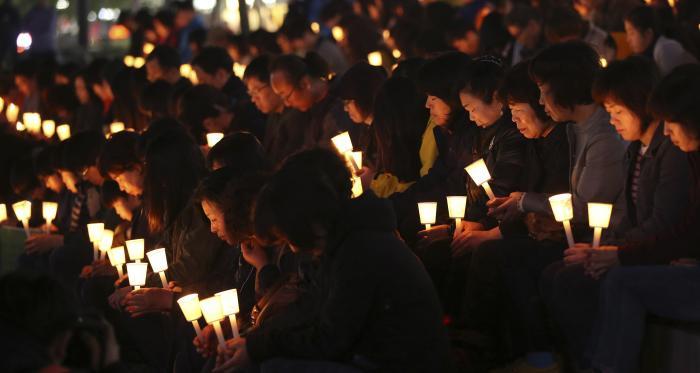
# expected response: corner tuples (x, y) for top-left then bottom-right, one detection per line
(310, 22), (320, 34)
(133, 57), (145, 69)
(123, 55), (135, 67)
(23, 113), (41, 134)
(16, 121), (25, 132)
(99, 229), (114, 260)
(446, 196), (467, 229)
(12, 200), (31, 236)
(0, 97), (4, 112)
(351, 176), (363, 198)
(233, 63), (247, 79)
(178, 293), (204, 337)
(180, 64), (192, 78)
(6, 103), (19, 123)
(331, 132), (353, 154)
(42, 120), (56, 138)
(588, 203), (613, 250)
(332, 26), (344, 41)
(146, 248), (169, 287)
(42, 202), (58, 234)
(418, 202), (437, 230)
(351, 152), (363, 170)
(548, 193), (575, 247)
(465, 159), (495, 200)
(206, 133), (224, 148)
(110, 122), (125, 134)
(56, 124), (71, 140)
(216, 289), (241, 338)
(87, 223), (104, 261)
(392, 49), (402, 59)
(126, 262), (148, 290)
(199, 296), (227, 348)
(125, 238), (145, 262)
(108, 246), (126, 277)
(143, 42), (155, 55)
(368, 51), (383, 67)
(0, 203), (7, 222)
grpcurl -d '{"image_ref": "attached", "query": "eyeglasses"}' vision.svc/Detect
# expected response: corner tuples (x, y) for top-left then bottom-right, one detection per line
(280, 84), (298, 103)
(247, 83), (269, 97)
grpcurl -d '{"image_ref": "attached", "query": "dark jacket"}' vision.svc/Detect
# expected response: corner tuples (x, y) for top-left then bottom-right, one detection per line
(304, 92), (355, 149)
(500, 124), (570, 238)
(264, 108), (310, 166)
(615, 124), (689, 243)
(465, 114), (527, 227)
(619, 151), (700, 265)
(73, 99), (104, 134)
(246, 193), (452, 372)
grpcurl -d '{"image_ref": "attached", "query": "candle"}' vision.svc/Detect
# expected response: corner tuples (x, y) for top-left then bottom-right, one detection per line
(107, 246), (126, 277)
(177, 294), (203, 337)
(0, 97), (4, 113)
(351, 151), (362, 170)
(12, 200), (31, 236)
(143, 42), (155, 55)
(110, 121), (125, 134)
(180, 64), (192, 78)
(331, 131), (353, 154)
(98, 229), (114, 260)
(56, 124), (71, 140)
(548, 193), (575, 247)
(465, 159), (495, 200)
(446, 196), (467, 230)
(206, 133), (224, 148)
(199, 296), (227, 349)
(367, 51), (383, 67)
(126, 262), (148, 290)
(418, 202), (437, 230)
(133, 57), (145, 69)
(23, 113), (41, 134)
(310, 22), (320, 34)
(87, 223), (104, 261)
(332, 26), (344, 41)
(42, 202), (58, 234)
(600, 58), (608, 68)
(146, 248), (169, 288)
(0, 203), (7, 222)
(587, 203), (613, 250)
(42, 120), (55, 138)
(351, 176), (363, 198)
(6, 103), (18, 123)
(16, 122), (25, 132)
(382, 29), (390, 40)
(392, 49), (402, 59)
(125, 238), (145, 263)
(233, 63), (247, 79)
(216, 289), (240, 338)
(123, 55), (135, 67)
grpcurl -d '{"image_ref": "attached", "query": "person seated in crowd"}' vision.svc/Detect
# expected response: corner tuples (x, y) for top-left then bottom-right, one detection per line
(213, 148), (452, 372)
(624, 5), (698, 76)
(544, 5), (617, 62)
(73, 68), (107, 133)
(173, 0), (205, 62)
(279, 15), (349, 75)
(269, 53), (355, 149)
(206, 132), (270, 173)
(243, 55), (309, 166)
(145, 45), (192, 96)
(177, 84), (238, 142)
(14, 61), (41, 113)
(447, 19), (481, 58)
(140, 79), (176, 122)
(591, 63), (700, 373)
(504, 4), (547, 66)
(542, 54), (691, 372)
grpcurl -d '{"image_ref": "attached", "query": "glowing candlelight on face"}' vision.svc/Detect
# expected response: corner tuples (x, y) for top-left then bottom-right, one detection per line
(107, 246), (126, 277)
(98, 229), (114, 260)
(549, 193), (575, 247)
(368, 51), (383, 67)
(110, 121), (125, 134)
(216, 289), (240, 338)
(124, 55), (135, 67)
(206, 133), (224, 148)
(199, 296), (227, 349)
(56, 124), (71, 140)
(332, 26), (344, 42)
(23, 113), (41, 134)
(133, 57), (145, 69)
(146, 248), (169, 288)
(87, 223), (104, 261)
(42, 202), (58, 234)
(178, 293), (203, 337)
(126, 262), (148, 290)
(233, 63), (246, 79)
(588, 203), (613, 250)
(142, 42), (155, 55)
(446, 196), (467, 230)
(418, 202), (437, 230)
(42, 120), (55, 138)
(465, 159), (495, 200)
(125, 238), (145, 263)
(6, 103), (18, 123)
(12, 200), (31, 236)
(0, 203), (7, 222)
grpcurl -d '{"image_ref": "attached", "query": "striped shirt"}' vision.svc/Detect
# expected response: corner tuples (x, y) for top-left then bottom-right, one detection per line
(631, 145), (649, 205)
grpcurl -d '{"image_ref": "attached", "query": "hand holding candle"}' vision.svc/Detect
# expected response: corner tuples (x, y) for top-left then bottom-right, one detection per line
(549, 193), (575, 248)
(126, 262), (148, 290)
(107, 246), (126, 277)
(42, 202), (58, 234)
(418, 202), (437, 230)
(178, 293), (203, 338)
(465, 159), (495, 200)
(216, 289), (240, 339)
(146, 248), (169, 288)
(125, 238), (145, 263)
(12, 200), (31, 236)
(199, 296), (227, 349)
(587, 203), (613, 250)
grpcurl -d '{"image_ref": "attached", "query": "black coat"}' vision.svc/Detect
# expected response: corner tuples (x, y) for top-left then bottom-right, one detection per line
(246, 193), (453, 372)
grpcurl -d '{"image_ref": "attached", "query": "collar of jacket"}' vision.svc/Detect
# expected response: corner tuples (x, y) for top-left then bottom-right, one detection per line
(625, 122), (667, 161)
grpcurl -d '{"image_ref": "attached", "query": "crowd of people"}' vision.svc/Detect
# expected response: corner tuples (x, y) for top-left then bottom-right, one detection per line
(1, 0), (700, 372)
